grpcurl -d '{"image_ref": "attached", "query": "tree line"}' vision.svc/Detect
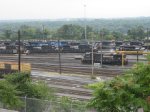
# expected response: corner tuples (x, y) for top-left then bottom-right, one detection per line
(1, 24), (149, 41)
(0, 17), (150, 40)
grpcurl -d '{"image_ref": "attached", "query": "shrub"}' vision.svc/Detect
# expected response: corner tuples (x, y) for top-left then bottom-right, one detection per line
(88, 63), (150, 112)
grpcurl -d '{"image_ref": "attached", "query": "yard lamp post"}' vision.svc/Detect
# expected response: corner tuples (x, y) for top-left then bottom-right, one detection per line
(58, 39), (61, 74)
(100, 30), (103, 68)
(18, 30), (21, 72)
(91, 37), (94, 78)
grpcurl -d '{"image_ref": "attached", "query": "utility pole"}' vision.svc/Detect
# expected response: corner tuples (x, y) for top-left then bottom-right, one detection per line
(91, 37), (94, 78)
(18, 30), (21, 72)
(137, 50), (139, 62)
(42, 25), (45, 41)
(58, 40), (61, 74)
(100, 30), (103, 67)
(147, 28), (149, 51)
(147, 28), (149, 40)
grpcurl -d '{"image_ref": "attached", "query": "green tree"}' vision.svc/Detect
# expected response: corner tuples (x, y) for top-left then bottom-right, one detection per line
(0, 80), (23, 109)
(88, 63), (150, 112)
(0, 72), (55, 110)
(51, 96), (87, 112)
(127, 26), (145, 40)
(111, 31), (124, 40)
(85, 25), (95, 40)
(4, 72), (54, 100)
(100, 28), (110, 37)
(56, 24), (84, 39)
(3, 30), (11, 39)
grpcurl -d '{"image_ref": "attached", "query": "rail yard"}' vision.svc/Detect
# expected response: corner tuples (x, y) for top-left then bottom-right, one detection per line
(0, 40), (149, 100)
(0, 52), (147, 100)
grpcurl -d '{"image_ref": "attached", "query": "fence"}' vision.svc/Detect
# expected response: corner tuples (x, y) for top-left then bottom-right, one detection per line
(0, 97), (146, 112)
(0, 97), (96, 112)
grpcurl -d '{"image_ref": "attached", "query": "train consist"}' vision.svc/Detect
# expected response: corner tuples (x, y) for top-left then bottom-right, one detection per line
(93, 40), (145, 52)
(81, 52), (128, 65)
(0, 40), (92, 54)
(0, 40), (148, 54)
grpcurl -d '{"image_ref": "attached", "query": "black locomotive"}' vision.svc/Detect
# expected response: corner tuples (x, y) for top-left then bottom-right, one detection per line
(81, 52), (128, 65)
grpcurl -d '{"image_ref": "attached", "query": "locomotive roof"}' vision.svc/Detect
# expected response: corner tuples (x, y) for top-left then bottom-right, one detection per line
(85, 52), (120, 55)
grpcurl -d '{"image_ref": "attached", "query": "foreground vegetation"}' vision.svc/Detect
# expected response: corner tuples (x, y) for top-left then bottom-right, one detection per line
(88, 62), (150, 112)
(0, 72), (86, 111)
(0, 73), (54, 109)
(1, 57), (150, 111)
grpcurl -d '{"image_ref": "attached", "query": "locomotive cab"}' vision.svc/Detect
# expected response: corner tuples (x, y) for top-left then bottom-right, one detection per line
(113, 54), (128, 65)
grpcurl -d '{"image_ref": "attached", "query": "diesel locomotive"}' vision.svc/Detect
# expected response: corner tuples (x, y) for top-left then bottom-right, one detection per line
(81, 52), (128, 65)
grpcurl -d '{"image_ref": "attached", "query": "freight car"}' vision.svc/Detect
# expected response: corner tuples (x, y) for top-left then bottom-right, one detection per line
(81, 52), (128, 65)
(118, 45), (138, 51)
(93, 41), (115, 52)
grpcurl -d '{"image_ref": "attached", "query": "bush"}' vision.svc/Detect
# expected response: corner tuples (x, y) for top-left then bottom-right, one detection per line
(0, 80), (23, 109)
(0, 72), (55, 110)
(88, 63), (150, 112)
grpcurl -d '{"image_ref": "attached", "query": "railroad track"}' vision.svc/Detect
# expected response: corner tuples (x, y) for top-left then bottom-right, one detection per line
(31, 75), (95, 100)
(0, 54), (125, 77)
(31, 64), (124, 77)
(0, 54), (127, 100)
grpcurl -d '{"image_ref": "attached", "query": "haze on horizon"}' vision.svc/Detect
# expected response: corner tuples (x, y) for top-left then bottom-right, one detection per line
(0, 0), (150, 20)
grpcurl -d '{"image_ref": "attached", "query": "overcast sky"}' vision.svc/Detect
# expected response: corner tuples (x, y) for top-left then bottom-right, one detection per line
(0, 0), (150, 20)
